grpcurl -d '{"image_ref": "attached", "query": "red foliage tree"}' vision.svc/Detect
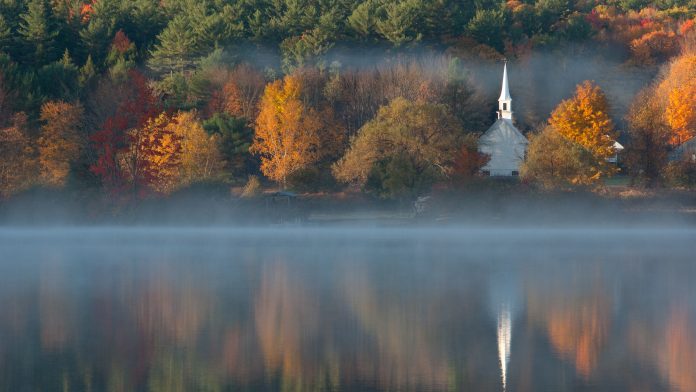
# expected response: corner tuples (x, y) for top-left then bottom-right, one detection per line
(450, 141), (490, 185)
(111, 30), (133, 54)
(90, 70), (161, 197)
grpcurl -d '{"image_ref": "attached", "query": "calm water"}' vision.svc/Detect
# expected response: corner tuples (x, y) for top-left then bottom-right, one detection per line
(1, 227), (695, 392)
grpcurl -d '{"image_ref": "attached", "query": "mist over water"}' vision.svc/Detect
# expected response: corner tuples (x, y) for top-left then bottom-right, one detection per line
(1, 226), (695, 391)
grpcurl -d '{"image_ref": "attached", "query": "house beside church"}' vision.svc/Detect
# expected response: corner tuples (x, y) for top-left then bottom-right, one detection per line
(669, 136), (696, 162)
(478, 63), (528, 177)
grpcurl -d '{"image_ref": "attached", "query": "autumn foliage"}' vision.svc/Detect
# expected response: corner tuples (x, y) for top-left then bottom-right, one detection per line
(251, 74), (323, 187)
(90, 70), (169, 198)
(0, 114), (34, 198)
(333, 97), (462, 198)
(521, 125), (602, 188)
(118, 113), (183, 196)
(207, 64), (266, 122)
(661, 54), (696, 146)
(625, 87), (671, 185)
(170, 111), (225, 186)
(550, 81), (617, 162)
(37, 101), (84, 187)
(520, 81), (621, 188)
(630, 30), (680, 65)
(450, 136), (490, 185)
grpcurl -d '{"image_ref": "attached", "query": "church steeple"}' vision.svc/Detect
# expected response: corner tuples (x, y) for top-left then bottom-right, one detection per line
(497, 61), (513, 121)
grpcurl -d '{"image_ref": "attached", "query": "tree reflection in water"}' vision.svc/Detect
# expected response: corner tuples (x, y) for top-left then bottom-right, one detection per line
(0, 229), (694, 391)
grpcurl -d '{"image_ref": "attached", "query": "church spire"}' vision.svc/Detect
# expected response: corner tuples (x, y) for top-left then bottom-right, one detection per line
(497, 61), (513, 121)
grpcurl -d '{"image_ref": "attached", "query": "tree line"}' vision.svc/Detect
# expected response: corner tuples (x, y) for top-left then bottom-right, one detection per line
(0, 0), (695, 203)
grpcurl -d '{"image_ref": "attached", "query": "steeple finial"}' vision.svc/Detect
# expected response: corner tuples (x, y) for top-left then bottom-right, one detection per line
(497, 61), (513, 120)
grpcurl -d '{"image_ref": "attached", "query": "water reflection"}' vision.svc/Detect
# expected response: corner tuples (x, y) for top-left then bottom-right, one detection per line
(497, 305), (511, 391)
(661, 307), (696, 392)
(0, 228), (694, 391)
(528, 278), (611, 379)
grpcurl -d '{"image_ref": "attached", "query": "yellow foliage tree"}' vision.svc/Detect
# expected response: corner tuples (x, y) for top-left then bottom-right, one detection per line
(549, 81), (617, 178)
(37, 101), (85, 187)
(521, 125), (603, 189)
(169, 111), (226, 187)
(251, 75), (322, 187)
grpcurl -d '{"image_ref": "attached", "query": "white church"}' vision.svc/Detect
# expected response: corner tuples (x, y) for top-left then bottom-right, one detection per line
(478, 62), (528, 177)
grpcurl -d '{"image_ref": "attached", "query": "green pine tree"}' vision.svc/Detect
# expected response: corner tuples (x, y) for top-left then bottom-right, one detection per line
(0, 15), (11, 52)
(18, 0), (59, 66)
(148, 15), (200, 73)
(375, 0), (424, 46)
(348, 0), (379, 38)
(79, 55), (97, 89)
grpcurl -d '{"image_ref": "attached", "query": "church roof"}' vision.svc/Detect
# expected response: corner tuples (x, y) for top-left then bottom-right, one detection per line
(499, 62), (511, 102)
(480, 118), (527, 145)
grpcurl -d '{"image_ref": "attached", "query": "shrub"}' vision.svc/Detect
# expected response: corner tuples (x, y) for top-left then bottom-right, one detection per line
(365, 153), (438, 200)
(241, 175), (262, 198)
(663, 160), (696, 188)
(287, 166), (338, 193)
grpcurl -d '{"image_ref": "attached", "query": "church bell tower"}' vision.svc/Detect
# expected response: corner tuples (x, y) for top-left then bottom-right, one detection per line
(497, 61), (513, 121)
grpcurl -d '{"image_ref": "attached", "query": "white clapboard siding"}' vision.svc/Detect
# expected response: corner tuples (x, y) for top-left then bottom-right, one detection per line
(478, 118), (528, 177)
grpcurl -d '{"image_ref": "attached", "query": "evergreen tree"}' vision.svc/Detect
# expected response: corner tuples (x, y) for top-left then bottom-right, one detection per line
(18, 0), (59, 66)
(375, 0), (424, 46)
(79, 18), (113, 67)
(348, 0), (379, 39)
(0, 15), (11, 52)
(38, 49), (79, 100)
(203, 113), (257, 179)
(466, 8), (507, 52)
(148, 15), (199, 73)
(79, 55), (97, 90)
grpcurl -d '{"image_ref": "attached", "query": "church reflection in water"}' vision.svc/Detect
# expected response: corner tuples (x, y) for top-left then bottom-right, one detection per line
(497, 305), (512, 391)
(0, 231), (694, 391)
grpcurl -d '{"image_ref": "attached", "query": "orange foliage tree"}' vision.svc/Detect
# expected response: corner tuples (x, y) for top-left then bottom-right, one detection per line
(665, 79), (696, 146)
(251, 75), (322, 187)
(208, 80), (243, 118)
(0, 114), (35, 198)
(118, 113), (183, 197)
(656, 53), (696, 146)
(549, 81), (618, 169)
(37, 101), (85, 187)
(207, 64), (266, 122)
(630, 30), (680, 65)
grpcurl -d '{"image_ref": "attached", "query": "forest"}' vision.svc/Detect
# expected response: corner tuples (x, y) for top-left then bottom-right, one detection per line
(0, 0), (695, 210)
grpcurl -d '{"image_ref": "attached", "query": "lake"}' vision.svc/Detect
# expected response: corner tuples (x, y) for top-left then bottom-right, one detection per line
(0, 227), (695, 391)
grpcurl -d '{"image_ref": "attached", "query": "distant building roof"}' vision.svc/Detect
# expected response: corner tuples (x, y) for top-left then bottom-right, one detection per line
(266, 191), (298, 198)
(480, 118), (528, 146)
(669, 137), (696, 161)
(479, 119), (528, 176)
